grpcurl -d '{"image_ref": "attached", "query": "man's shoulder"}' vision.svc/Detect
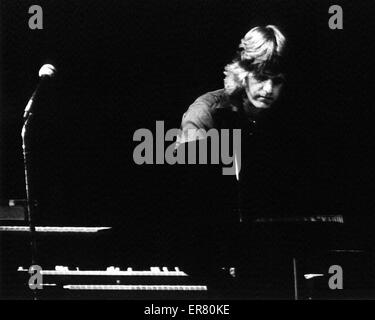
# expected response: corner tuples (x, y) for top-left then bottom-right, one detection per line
(194, 89), (226, 109)
(180, 89), (225, 130)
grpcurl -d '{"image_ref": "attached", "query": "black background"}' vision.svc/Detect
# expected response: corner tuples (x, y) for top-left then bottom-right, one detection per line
(0, 0), (374, 266)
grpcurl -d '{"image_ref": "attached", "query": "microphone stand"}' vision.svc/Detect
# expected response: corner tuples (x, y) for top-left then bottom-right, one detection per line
(20, 65), (55, 300)
(21, 112), (38, 267)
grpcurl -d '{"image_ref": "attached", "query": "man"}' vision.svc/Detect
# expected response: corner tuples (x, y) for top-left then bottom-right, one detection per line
(177, 25), (290, 220)
(172, 26), (292, 284)
(180, 25), (286, 131)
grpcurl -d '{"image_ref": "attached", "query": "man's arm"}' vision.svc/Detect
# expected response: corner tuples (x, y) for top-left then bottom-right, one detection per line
(178, 99), (214, 145)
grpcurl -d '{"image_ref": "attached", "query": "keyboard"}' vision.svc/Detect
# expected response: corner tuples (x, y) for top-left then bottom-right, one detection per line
(16, 265), (208, 299)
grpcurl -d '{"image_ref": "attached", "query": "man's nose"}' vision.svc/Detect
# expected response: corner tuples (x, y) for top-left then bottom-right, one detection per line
(263, 79), (273, 94)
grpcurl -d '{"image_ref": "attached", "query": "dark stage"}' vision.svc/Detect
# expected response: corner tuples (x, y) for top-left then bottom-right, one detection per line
(0, 0), (374, 300)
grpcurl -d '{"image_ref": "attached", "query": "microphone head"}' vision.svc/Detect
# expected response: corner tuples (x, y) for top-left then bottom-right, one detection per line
(38, 64), (57, 78)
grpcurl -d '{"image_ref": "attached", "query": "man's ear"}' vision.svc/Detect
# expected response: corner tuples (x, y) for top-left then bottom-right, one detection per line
(241, 74), (249, 87)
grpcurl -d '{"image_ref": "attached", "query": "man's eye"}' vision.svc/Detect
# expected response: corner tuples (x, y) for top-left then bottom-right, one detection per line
(254, 75), (268, 82)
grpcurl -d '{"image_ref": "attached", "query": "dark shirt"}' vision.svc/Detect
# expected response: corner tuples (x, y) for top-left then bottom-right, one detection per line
(178, 88), (298, 221)
(180, 88), (260, 133)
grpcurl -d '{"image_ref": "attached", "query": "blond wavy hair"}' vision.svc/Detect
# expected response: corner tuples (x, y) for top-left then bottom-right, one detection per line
(224, 25), (287, 94)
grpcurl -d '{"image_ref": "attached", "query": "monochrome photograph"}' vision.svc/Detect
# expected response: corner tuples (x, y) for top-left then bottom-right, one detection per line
(0, 0), (374, 302)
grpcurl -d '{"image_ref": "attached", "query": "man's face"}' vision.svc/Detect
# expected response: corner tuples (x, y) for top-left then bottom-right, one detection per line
(245, 72), (285, 109)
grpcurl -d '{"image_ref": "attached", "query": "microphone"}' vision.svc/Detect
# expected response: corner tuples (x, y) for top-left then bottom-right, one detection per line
(23, 64), (57, 119)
